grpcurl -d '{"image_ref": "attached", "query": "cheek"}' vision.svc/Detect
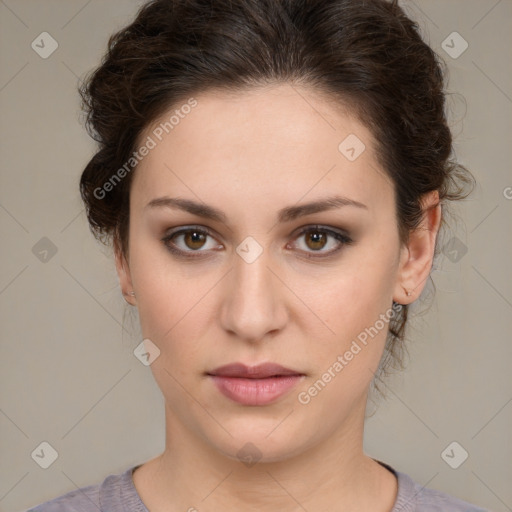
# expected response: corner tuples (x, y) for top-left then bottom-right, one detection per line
(127, 225), (191, 331)
(128, 238), (221, 368)
(307, 245), (397, 338)
(296, 238), (399, 388)
(135, 268), (211, 346)
(295, 288), (395, 418)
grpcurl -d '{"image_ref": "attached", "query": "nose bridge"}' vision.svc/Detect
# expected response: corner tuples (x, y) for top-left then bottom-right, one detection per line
(220, 239), (287, 340)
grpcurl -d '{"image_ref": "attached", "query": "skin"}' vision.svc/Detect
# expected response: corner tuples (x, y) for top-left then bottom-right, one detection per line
(115, 82), (441, 511)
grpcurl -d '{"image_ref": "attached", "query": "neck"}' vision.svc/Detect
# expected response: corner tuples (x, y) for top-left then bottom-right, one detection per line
(134, 398), (398, 512)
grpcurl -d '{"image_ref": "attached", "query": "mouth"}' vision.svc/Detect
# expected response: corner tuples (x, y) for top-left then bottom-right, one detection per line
(206, 362), (305, 405)
(206, 362), (305, 379)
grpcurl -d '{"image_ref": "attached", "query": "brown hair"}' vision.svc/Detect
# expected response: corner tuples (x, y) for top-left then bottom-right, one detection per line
(78, 0), (474, 393)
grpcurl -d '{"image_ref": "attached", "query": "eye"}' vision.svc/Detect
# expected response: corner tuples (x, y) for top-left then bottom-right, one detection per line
(287, 225), (353, 258)
(161, 226), (222, 258)
(161, 224), (353, 260)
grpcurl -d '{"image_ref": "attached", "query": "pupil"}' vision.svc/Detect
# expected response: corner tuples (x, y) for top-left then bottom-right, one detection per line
(187, 231), (205, 249)
(308, 232), (326, 250)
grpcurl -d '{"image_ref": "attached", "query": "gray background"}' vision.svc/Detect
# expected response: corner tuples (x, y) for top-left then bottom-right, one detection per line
(1, 1), (511, 511)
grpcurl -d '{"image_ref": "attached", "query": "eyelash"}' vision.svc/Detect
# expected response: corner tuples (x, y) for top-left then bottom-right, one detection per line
(161, 225), (354, 260)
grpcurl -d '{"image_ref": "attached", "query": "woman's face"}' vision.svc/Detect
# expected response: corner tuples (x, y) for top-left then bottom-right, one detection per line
(117, 83), (423, 462)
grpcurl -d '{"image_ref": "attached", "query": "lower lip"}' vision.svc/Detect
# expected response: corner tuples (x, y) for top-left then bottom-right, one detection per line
(209, 375), (304, 405)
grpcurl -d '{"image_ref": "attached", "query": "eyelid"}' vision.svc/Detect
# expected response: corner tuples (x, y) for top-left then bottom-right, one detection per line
(161, 224), (353, 259)
(161, 225), (221, 258)
(291, 224), (351, 240)
(287, 225), (353, 258)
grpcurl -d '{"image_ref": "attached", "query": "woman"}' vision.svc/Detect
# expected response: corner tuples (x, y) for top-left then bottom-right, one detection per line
(29, 0), (486, 510)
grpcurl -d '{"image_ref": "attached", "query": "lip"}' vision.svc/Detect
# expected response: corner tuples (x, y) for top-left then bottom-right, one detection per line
(208, 362), (303, 379)
(207, 363), (305, 406)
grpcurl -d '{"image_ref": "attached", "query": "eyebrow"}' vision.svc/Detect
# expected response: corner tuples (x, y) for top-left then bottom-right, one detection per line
(145, 195), (368, 224)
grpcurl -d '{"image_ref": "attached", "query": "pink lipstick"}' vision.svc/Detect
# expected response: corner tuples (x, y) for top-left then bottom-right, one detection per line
(207, 362), (305, 406)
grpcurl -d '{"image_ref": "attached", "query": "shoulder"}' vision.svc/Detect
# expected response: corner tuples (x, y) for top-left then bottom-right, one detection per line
(26, 481), (102, 512)
(26, 465), (143, 512)
(392, 466), (490, 512)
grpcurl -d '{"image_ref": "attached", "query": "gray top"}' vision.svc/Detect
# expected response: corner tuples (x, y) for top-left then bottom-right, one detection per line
(27, 461), (489, 511)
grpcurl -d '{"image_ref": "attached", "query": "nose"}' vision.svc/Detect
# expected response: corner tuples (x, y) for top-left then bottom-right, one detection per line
(219, 243), (288, 343)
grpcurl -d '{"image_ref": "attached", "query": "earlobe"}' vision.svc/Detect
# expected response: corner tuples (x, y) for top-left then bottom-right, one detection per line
(114, 239), (136, 305)
(393, 190), (442, 304)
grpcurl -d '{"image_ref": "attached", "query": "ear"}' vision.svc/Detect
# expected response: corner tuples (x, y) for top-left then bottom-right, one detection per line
(114, 237), (136, 306)
(393, 190), (442, 304)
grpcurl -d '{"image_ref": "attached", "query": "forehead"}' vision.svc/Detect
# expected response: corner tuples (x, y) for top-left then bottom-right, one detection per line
(131, 83), (393, 215)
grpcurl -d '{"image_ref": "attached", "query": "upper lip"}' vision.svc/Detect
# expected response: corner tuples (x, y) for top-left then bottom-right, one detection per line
(207, 362), (304, 379)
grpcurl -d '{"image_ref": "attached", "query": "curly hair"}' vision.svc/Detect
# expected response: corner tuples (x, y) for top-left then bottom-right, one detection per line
(78, 0), (475, 397)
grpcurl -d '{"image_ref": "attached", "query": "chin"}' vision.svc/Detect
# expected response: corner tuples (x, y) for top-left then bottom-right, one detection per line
(202, 420), (315, 466)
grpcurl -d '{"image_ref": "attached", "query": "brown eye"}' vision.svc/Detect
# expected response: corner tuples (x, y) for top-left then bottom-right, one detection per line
(183, 230), (207, 250)
(162, 226), (221, 258)
(289, 226), (354, 259)
(304, 231), (328, 251)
